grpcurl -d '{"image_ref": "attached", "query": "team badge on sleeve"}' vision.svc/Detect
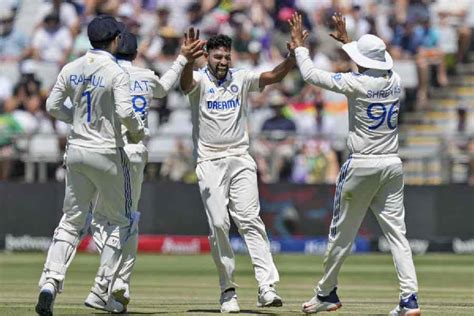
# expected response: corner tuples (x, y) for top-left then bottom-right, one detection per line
(230, 84), (239, 93)
(332, 73), (342, 81)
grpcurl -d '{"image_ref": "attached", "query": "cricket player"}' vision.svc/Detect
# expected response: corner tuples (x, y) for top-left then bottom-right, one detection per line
(35, 15), (145, 316)
(91, 30), (205, 308)
(180, 30), (304, 313)
(289, 13), (420, 316)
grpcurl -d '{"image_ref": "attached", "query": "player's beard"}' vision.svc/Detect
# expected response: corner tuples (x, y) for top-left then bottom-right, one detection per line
(212, 64), (228, 80)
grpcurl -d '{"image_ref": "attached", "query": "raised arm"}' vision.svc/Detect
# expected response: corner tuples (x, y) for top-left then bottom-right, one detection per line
(154, 32), (205, 98)
(180, 27), (204, 94)
(258, 55), (295, 88)
(258, 26), (309, 88)
(290, 12), (354, 94)
(46, 70), (73, 123)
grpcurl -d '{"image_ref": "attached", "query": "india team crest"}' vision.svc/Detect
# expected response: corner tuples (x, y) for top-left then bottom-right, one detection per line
(230, 84), (239, 93)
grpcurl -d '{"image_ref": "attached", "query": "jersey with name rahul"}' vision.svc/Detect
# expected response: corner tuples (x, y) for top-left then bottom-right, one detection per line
(295, 47), (402, 155)
(46, 49), (140, 152)
(187, 67), (261, 162)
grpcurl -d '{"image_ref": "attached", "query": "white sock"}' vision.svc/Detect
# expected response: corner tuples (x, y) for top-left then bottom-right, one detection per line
(42, 281), (57, 294)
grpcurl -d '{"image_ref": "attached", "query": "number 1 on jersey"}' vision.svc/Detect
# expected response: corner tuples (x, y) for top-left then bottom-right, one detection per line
(82, 91), (92, 123)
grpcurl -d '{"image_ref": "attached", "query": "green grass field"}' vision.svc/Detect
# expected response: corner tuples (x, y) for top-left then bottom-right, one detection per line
(0, 253), (473, 315)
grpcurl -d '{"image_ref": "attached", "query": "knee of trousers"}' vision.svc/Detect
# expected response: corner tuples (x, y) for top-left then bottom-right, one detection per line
(236, 215), (265, 233)
(43, 228), (80, 279)
(102, 220), (139, 251)
(54, 227), (81, 244)
(209, 218), (230, 235)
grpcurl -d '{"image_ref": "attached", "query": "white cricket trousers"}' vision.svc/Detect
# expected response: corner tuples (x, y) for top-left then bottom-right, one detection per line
(92, 143), (147, 289)
(39, 145), (133, 293)
(196, 154), (280, 292)
(317, 154), (418, 297)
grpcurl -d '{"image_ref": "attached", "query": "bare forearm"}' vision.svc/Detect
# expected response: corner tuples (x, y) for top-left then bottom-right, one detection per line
(259, 56), (295, 87)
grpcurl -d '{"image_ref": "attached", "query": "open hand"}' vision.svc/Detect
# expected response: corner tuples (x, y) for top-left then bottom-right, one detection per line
(287, 30), (309, 56)
(288, 12), (307, 48)
(329, 13), (350, 44)
(181, 27), (205, 62)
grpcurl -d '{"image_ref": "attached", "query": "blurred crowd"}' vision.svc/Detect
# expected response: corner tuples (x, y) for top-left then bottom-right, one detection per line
(0, 0), (474, 184)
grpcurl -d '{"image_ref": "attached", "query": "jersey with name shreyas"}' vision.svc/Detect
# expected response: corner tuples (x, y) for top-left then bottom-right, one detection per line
(186, 67), (261, 162)
(46, 50), (143, 152)
(296, 47), (402, 155)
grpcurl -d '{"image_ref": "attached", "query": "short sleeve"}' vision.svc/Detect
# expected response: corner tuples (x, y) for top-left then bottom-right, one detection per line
(243, 70), (262, 93)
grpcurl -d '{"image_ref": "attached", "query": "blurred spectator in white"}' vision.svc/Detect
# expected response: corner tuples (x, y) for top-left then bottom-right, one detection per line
(116, 2), (141, 35)
(142, 6), (180, 67)
(391, 16), (447, 110)
(31, 12), (72, 66)
(436, 13), (459, 70)
(0, 75), (13, 107)
(366, 2), (394, 43)
(345, 5), (370, 40)
(295, 0), (331, 27)
(83, 0), (120, 16)
(308, 37), (332, 71)
(36, 0), (80, 36)
(69, 25), (90, 60)
(414, 18), (448, 106)
(4, 64), (53, 135)
(235, 40), (276, 73)
(253, 92), (296, 183)
(154, 0), (195, 34)
(432, 0), (473, 63)
(291, 138), (339, 184)
(12, 90), (52, 134)
(0, 7), (28, 61)
(4, 66), (41, 112)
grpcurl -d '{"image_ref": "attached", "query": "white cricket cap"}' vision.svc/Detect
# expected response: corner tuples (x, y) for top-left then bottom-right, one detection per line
(342, 34), (393, 70)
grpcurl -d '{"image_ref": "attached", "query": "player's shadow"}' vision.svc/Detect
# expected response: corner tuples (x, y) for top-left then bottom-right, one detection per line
(187, 309), (278, 315)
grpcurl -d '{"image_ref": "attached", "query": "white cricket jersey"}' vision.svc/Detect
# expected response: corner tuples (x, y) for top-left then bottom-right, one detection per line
(295, 47), (401, 155)
(118, 55), (187, 144)
(186, 66), (261, 162)
(46, 49), (144, 152)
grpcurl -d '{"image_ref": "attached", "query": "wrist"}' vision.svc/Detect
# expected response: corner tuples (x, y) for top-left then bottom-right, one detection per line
(177, 54), (188, 65)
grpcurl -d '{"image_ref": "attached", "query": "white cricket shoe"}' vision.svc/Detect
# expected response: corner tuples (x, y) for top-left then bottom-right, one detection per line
(302, 288), (342, 314)
(35, 280), (57, 316)
(220, 288), (240, 313)
(112, 279), (130, 307)
(389, 293), (421, 316)
(84, 291), (126, 314)
(257, 285), (283, 307)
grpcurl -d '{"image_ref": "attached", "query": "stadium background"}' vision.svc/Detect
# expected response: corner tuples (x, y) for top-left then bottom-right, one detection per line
(0, 0), (473, 315)
(1, 0), (473, 253)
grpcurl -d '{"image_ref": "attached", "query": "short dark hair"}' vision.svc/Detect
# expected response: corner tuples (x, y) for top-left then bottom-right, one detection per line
(90, 39), (115, 50)
(116, 52), (136, 61)
(206, 34), (232, 52)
